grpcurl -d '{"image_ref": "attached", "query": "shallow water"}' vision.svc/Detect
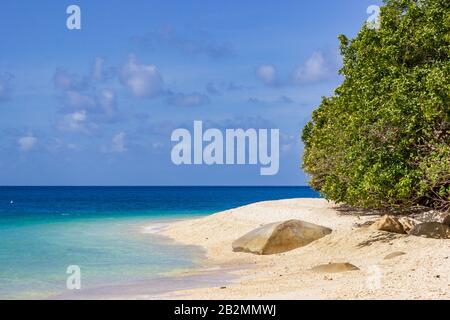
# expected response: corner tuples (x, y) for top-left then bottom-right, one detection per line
(0, 217), (204, 299)
(0, 186), (320, 299)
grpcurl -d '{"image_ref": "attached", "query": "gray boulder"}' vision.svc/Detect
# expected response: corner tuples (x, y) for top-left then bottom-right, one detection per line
(443, 215), (450, 226)
(410, 210), (450, 225)
(232, 219), (332, 255)
(409, 222), (450, 239)
(398, 217), (420, 233)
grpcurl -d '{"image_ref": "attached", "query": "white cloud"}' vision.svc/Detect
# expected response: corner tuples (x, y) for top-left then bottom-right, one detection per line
(58, 110), (94, 133)
(92, 57), (115, 82)
(152, 142), (164, 150)
(53, 69), (87, 91)
(53, 60), (118, 116)
(46, 138), (81, 153)
(280, 133), (297, 153)
(65, 90), (96, 109)
(0, 83), (6, 99)
(112, 132), (127, 152)
(18, 136), (38, 151)
(98, 89), (116, 116)
(92, 57), (104, 81)
(293, 51), (328, 83)
(256, 51), (335, 87)
(59, 88), (119, 120)
(132, 26), (234, 59)
(71, 110), (86, 122)
(119, 55), (163, 99)
(101, 132), (127, 153)
(256, 64), (276, 85)
(167, 92), (210, 107)
(0, 72), (14, 101)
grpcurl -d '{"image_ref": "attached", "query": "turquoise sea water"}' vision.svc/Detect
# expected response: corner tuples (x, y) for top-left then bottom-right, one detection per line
(0, 187), (320, 299)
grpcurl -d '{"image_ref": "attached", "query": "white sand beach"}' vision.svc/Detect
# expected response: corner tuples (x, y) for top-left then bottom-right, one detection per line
(159, 198), (450, 299)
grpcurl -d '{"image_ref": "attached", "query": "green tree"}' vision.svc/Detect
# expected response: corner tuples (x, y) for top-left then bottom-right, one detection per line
(302, 0), (449, 212)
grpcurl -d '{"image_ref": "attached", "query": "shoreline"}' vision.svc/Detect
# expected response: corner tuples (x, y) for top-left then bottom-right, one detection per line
(158, 198), (450, 299)
(48, 216), (223, 300)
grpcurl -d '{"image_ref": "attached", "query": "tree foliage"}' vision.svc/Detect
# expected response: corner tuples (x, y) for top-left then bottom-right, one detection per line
(302, 0), (450, 212)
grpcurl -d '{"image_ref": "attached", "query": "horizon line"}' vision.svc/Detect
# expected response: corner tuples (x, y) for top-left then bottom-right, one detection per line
(0, 185), (312, 188)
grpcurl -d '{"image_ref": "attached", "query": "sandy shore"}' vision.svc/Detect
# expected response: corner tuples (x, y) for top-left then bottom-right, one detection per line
(159, 198), (449, 299)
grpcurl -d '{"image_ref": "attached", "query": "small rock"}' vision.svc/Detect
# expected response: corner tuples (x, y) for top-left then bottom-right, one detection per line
(370, 215), (406, 234)
(409, 222), (450, 239)
(220, 286), (226, 289)
(310, 262), (359, 273)
(384, 251), (406, 260)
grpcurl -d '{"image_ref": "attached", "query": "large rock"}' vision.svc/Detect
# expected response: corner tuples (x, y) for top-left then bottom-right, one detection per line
(411, 211), (450, 225)
(310, 262), (359, 273)
(443, 215), (450, 226)
(398, 217), (420, 233)
(232, 220), (332, 255)
(409, 222), (450, 239)
(370, 215), (406, 234)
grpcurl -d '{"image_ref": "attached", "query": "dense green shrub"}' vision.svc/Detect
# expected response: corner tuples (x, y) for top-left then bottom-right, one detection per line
(302, 0), (449, 212)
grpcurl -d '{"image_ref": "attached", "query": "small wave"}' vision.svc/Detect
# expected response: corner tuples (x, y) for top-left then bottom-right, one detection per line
(142, 223), (168, 234)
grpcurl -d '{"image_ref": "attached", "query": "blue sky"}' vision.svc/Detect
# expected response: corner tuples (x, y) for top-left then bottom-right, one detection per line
(0, 0), (382, 186)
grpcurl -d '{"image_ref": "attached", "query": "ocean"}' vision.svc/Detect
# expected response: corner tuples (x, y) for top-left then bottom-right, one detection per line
(0, 186), (320, 299)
